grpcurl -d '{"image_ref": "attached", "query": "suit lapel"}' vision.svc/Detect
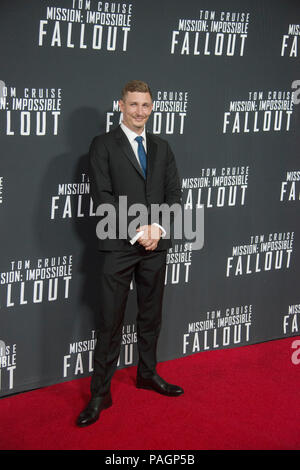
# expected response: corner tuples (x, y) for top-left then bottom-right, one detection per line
(114, 126), (158, 183)
(114, 126), (145, 179)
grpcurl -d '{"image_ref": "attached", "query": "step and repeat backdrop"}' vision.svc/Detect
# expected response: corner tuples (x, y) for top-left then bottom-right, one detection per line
(0, 0), (300, 397)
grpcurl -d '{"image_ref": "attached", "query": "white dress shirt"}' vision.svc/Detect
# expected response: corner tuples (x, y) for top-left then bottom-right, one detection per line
(120, 122), (147, 169)
(120, 122), (166, 244)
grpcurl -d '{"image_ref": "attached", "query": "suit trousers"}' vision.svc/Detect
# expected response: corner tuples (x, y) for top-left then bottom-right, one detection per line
(91, 246), (167, 397)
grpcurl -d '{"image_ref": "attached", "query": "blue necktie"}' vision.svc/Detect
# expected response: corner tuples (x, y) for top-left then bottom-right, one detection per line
(135, 136), (147, 178)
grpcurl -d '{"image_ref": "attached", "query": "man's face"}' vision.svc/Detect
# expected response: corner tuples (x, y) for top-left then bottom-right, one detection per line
(119, 91), (153, 134)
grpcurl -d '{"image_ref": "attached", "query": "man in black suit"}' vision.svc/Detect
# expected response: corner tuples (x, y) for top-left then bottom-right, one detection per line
(77, 80), (183, 427)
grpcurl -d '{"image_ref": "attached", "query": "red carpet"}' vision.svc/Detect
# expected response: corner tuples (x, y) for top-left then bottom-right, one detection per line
(1, 336), (300, 450)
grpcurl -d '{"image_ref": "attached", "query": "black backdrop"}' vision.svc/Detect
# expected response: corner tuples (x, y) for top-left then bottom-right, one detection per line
(0, 0), (300, 397)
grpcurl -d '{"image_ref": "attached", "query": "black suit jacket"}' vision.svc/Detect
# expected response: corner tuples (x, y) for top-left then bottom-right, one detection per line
(89, 125), (181, 251)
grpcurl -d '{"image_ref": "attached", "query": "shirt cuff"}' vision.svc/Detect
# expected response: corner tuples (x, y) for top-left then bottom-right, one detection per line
(152, 223), (166, 238)
(129, 231), (144, 245)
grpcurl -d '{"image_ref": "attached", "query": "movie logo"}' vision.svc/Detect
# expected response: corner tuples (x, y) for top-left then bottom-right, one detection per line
(183, 304), (253, 353)
(171, 9), (249, 56)
(182, 166), (249, 209)
(280, 170), (300, 202)
(281, 24), (300, 57)
(38, 0), (133, 53)
(283, 303), (300, 336)
(223, 90), (294, 134)
(0, 255), (72, 308)
(63, 330), (96, 377)
(165, 243), (193, 286)
(63, 323), (137, 377)
(50, 173), (95, 219)
(226, 232), (294, 277)
(0, 81), (62, 136)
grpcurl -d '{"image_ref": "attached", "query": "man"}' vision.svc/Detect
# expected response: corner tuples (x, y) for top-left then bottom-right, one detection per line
(77, 80), (183, 427)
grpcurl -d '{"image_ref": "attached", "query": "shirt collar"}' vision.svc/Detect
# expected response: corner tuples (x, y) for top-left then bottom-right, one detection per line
(120, 122), (146, 144)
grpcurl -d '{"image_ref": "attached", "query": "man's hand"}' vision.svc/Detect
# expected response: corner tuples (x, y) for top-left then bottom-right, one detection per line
(136, 225), (162, 251)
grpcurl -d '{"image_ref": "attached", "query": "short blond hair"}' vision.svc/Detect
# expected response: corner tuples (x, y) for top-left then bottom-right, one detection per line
(121, 80), (153, 100)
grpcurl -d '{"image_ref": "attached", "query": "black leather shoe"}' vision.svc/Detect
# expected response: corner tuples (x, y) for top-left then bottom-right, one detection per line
(136, 374), (184, 397)
(76, 393), (112, 427)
